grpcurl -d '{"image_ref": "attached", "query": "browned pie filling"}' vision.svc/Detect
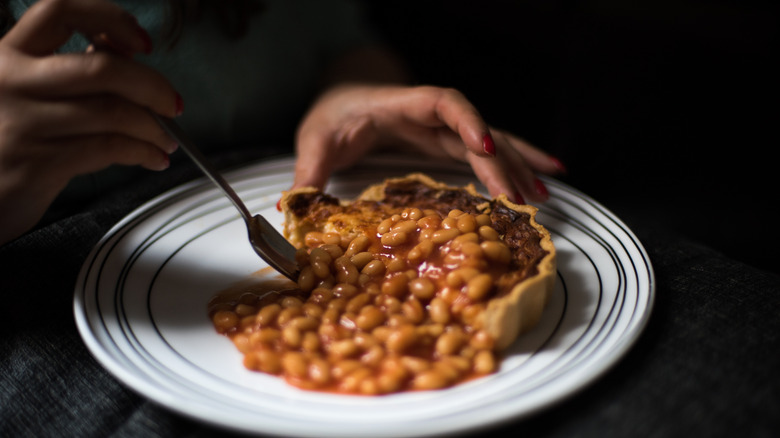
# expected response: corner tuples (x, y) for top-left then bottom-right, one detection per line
(210, 174), (555, 395)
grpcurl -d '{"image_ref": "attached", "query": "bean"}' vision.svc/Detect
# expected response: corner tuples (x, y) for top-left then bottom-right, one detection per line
(346, 293), (371, 314)
(281, 296), (303, 308)
(310, 287), (333, 304)
(377, 368), (406, 394)
(377, 218), (394, 234)
(359, 378), (381, 395)
(356, 305), (386, 331)
(340, 367), (372, 393)
(350, 251), (374, 269)
(407, 240), (433, 262)
(401, 298), (425, 323)
(475, 213), (492, 227)
(282, 325), (302, 347)
(445, 267), (479, 288)
(308, 358), (331, 385)
(381, 230), (408, 246)
(470, 329), (495, 350)
(441, 217), (457, 230)
(431, 228), (460, 245)
(377, 295), (402, 315)
(478, 225), (500, 241)
(481, 240), (512, 264)
(362, 259), (386, 276)
(436, 331), (465, 356)
(331, 359), (361, 380)
(212, 310), (239, 333)
(281, 352), (308, 378)
(311, 259), (331, 279)
(413, 370), (449, 390)
(302, 331), (321, 352)
(245, 350), (281, 374)
(403, 207), (423, 221)
(297, 265), (316, 292)
(360, 344), (385, 368)
(392, 219), (418, 234)
(381, 274), (409, 298)
(409, 277), (435, 300)
(277, 307), (303, 327)
(460, 241), (483, 258)
(334, 256), (359, 284)
(252, 328), (281, 346)
(255, 303), (281, 327)
(456, 214), (477, 233)
(386, 324), (417, 353)
(322, 232), (342, 246)
(290, 316), (319, 331)
(428, 297), (451, 324)
(329, 339), (360, 358)
(232, 333), (250, 353)
(234, 303), (256, 317)
(473, 350), (497, 374)
(304, 231), (324, 247)
(385, 257), (406, 272)
(302, 302), (324, 319)
(417, 215), (441, 229)
(319, 243), (343, 260)
(466, 273), (493, 301)
(346, 235), (370, 256)
(400, 356), (431, 374)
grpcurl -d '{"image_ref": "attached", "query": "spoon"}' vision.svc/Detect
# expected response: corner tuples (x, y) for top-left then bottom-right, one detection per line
(153, 114), (300, 280)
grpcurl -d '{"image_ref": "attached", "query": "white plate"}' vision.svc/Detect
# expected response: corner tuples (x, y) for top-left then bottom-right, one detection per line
(74, 155), (654, 438)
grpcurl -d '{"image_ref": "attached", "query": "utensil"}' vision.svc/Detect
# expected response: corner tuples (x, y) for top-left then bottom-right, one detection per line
(152, 114), (300, 280)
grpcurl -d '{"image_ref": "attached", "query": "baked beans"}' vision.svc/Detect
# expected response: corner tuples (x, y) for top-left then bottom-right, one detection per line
(211, 206), (514, 394)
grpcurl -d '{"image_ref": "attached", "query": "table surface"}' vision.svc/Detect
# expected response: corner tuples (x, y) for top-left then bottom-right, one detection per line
(1, 150), (777, 438)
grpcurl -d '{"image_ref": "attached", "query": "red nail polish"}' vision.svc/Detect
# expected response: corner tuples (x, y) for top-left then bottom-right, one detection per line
(513, 191), (525, 205)
(135, 24), (153, 54)
(550, 156), (568, 174)
(534, 178), (549, 198)
(482, 133), (496, 156)
(276, 198), (282, 212)
(175, 93), (184, 116)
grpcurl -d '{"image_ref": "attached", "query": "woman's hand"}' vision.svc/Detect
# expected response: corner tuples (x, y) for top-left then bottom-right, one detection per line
(293, 84), (565, 203)
(0, 0), (182, 245)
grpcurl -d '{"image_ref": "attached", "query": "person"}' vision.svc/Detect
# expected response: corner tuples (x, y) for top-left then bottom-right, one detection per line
(0, 0), (566, 247)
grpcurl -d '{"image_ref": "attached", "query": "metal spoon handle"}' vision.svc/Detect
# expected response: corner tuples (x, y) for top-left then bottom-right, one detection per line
(153, 114), (253, 223)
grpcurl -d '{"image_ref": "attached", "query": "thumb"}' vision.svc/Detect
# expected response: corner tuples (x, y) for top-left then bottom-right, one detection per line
(291, 133), (334, 191)
(3, 0), (150, 56)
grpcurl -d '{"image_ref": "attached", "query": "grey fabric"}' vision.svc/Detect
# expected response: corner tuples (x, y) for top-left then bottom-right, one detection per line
(2, 148), (778, 438)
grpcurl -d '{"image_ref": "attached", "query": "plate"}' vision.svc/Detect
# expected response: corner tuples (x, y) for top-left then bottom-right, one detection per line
(74, 155), (654, 437)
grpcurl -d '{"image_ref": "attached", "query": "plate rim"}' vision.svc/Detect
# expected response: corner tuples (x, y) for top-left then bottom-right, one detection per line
(73, 154), (655, 437)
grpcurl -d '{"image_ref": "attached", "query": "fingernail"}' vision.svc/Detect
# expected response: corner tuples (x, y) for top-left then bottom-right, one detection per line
(276, 198), (282, 212)
(135, 23), (153, 54)
(550, 156), (568, 174)
(482, 133), (496, 156)
(513, 191), (525, 205)
(167, 140), (179, 154)
(175, 93), (184, 116)
(534, 178), (549, 198)
(155, 153), (170, 171)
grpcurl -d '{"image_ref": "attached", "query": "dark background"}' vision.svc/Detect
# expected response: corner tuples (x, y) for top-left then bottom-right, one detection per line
(365, 0), (779, 274)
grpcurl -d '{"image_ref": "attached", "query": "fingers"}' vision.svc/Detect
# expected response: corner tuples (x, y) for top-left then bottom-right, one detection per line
(2, 0), (150, 56)
(13, 53), (182, 118)
(26, 95), (179, 154)
(376, 86), (493, 159)
(292, 134), (333, 190)
(48, 134), (171, 179)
